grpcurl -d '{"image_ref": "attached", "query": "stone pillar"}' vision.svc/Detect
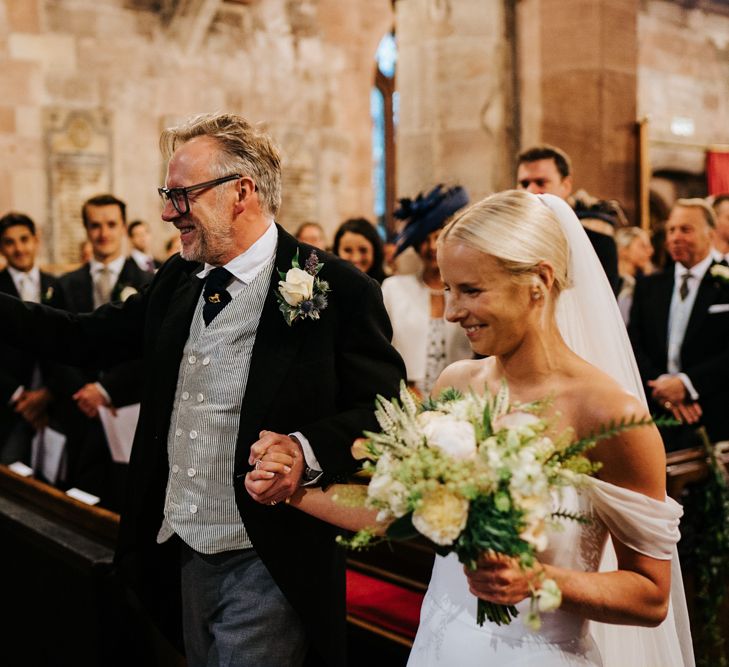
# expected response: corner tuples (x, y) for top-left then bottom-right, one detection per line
(395, 0), (516, 205)
(518, 0), (639, 222)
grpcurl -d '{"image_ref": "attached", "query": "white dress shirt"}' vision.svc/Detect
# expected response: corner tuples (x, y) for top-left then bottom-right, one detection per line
(8, 265), (41, 303)
(665, 253), (714, 399)
(131, 248), (156, 273)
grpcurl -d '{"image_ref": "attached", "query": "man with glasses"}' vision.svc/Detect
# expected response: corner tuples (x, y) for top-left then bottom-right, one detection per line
(0, 113), (404, 666)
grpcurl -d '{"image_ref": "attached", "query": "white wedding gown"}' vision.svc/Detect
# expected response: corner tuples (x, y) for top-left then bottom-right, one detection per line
(408, 479), (687, 666)
(408, 194), (694, 666)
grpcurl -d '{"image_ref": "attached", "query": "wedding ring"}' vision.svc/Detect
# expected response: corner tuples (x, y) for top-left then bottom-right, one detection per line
(663, 401), (672, 409)
(270, 500), (277, 506)
(254, 458), (262, 470)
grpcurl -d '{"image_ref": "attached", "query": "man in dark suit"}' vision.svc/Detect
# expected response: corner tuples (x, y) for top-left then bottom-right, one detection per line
(516, 144), (620, 293)
(46, 194), (153, 506)
(128, 219), (161, 272)
(0, 212), (57, 464)
(629, 198), (729, 451)
(0, 113), (405, 666)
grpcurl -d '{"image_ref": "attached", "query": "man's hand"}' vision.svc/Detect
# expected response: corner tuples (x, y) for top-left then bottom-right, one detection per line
(648, 375), (687, 404)
(667, 400), (702, 425)
(73, 383), (112, 419)
(14, 388), (51, 429)
(245, 431), (305, 505)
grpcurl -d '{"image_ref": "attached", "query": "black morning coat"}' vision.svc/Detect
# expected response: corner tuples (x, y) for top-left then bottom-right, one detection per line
(0, 268), (57, 444)
(628, 260), (729, 447)
(0, 226), (406, 665)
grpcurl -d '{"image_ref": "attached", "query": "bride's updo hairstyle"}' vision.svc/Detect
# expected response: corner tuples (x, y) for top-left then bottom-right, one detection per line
(439, 190), (571, 297)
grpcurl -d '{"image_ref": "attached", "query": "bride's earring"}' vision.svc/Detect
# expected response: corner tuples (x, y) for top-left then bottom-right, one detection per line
(531, 288), (542, 301)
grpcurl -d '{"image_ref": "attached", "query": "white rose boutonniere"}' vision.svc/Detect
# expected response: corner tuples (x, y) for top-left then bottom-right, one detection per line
(711, 264), (729, 283)
(41, 286), (54, 304)
(276, 249), (331, 326)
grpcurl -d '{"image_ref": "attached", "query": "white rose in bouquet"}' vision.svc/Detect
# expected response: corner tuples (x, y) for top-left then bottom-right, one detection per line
(493, 410), (541, 432)
(368, 463), (409, 518)
(278, 267), (315, 306)
(418, 412), (477, 460)
(412, 485), (469, 545)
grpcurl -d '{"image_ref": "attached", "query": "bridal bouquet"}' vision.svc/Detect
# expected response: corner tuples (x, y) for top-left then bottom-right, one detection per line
(339, 383), (634, 629)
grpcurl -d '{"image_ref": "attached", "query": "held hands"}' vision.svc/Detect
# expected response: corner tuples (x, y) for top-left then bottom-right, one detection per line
(464, 552), (542, 607)
(14, 388), (51, 430)
(245, 431), (305, 506)
(73, 383), (113, 419)
(648, 376), (702, 424)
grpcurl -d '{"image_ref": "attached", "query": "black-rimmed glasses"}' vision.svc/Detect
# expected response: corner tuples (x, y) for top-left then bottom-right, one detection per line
(158, 173), (242, 216)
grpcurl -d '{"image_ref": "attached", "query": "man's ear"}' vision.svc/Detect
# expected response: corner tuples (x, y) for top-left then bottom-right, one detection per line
(560, 176), (573, 199)
(233, 176), (257, 215)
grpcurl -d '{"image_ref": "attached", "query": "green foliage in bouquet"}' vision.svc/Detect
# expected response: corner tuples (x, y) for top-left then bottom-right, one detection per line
(338, 381), (661, 629)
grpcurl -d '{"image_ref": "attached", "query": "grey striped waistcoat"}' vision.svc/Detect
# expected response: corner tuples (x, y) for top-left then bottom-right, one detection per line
(157, 259), (274, 553)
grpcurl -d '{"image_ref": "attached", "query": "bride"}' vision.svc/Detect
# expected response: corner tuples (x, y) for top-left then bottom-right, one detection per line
(248, 191), (694, 666)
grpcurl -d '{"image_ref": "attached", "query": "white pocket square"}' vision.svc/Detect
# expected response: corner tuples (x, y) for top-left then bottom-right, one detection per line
(708, 303), (729, 314)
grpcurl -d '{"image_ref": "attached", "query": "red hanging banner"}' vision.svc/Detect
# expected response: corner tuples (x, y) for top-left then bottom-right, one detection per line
(707, 148), (729, 195)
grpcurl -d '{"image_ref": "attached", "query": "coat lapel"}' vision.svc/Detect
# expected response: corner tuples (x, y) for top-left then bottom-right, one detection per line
(78, 264), (95, 312)
(683, 262), (720, 347)
(0, 269), (19, 298)
(151, 264), (205, 436)
(235, 226), (307, 464)
(654, 271), (674, 359)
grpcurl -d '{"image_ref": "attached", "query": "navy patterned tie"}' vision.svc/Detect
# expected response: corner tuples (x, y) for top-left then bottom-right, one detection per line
(203, 267), (232, 326)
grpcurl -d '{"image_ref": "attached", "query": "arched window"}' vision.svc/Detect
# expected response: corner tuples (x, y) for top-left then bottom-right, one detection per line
(372, 31), (398, 237)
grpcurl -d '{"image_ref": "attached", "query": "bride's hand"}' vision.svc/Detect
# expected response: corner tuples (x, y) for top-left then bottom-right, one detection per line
(464, 552), (542, 606)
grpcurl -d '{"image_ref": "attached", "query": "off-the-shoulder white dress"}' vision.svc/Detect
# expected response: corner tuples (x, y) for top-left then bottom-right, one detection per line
(408, 478), (692, 667)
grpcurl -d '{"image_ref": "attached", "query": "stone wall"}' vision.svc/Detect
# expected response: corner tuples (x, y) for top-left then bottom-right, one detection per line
(0, 0), (393, 263)
(639, 0), (729, 179)
(395, 0), (516, 205)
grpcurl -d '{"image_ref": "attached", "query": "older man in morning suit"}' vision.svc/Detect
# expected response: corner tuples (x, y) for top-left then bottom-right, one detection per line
(45, 194), (153, 507)
(0, 113), (405, 666)
(0, 212), (57, 464)
(628, 198), (729, 451)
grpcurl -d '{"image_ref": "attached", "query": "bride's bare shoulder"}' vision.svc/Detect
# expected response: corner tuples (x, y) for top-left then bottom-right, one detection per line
(431, 358), (494, 396)
(567, 363), (665, 498)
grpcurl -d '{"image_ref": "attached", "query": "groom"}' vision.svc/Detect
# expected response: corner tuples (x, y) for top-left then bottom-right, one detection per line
(0, 113), (405, 666)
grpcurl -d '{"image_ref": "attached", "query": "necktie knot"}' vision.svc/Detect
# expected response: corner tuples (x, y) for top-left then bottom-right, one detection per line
(679, 271), (691, 301)
(203, 267), (233, 325)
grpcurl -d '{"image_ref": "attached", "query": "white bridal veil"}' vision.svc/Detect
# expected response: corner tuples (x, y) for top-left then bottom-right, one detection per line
(537, 193), (695, 667)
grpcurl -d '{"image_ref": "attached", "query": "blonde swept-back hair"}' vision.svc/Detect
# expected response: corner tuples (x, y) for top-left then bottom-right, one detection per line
(439, 190), (571, 295)
(160, 112), (282, 217)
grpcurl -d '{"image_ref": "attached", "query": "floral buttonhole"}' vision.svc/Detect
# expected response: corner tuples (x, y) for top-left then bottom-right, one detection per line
(710, 264), (729, 284)
(276, 249), (331, 326)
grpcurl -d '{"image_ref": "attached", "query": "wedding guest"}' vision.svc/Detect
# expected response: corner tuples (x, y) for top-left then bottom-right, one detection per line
(382, 184), (472, 396)
(0, 113), (405, 667)
(0, 212), (57, 464)
(128, 219), (160, 272)
(46, 194), (153, 507)
(332, 217), (386, 283)
(516, 144), (620, 293)
(629, 198), (729, 451)
(615, 226), (653, 324)
(294, 221), (328, 251)
(711, 193), (729, 263)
